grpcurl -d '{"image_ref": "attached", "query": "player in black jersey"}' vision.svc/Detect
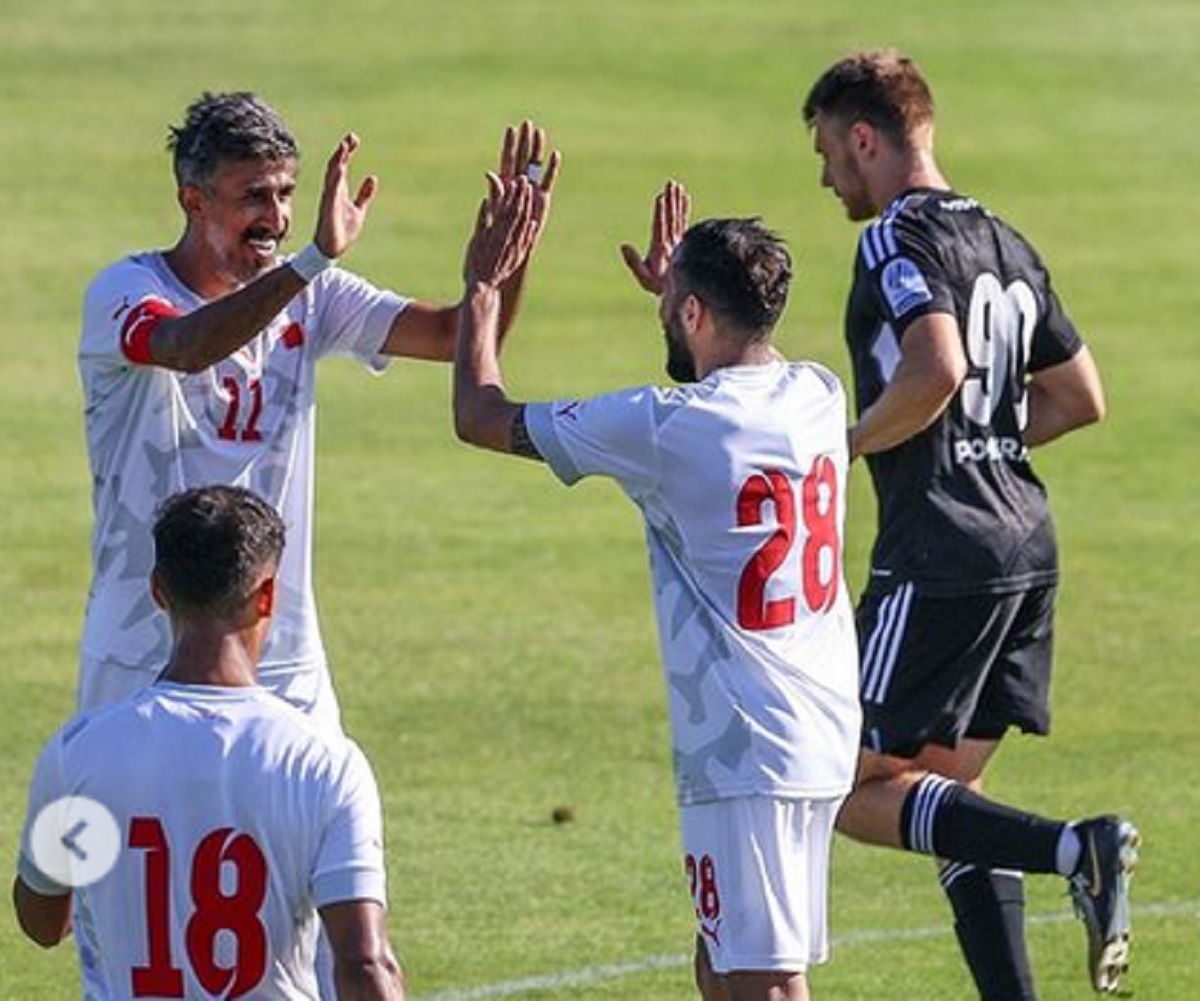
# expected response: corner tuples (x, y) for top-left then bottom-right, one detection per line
(803, 50), (1139, 997)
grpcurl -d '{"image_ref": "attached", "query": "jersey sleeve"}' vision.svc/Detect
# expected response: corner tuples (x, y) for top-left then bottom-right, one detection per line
(16, 731), (71, 897)
(1029, 273), (1084, 372)
(524, 385), (671, 493)
(80, 259), (181, 371)
(311, 741), (388, 909)
(856, 214), (953, 339)
(305, 267), (409, 372)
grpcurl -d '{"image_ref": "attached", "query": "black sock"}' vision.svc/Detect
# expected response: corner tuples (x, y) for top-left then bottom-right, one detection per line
(940, 862), (1037, 1001)
(900, 774), (1064, 873)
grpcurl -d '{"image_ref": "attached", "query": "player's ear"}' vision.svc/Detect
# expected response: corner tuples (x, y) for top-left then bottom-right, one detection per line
(149, 569), (169, 612)
(255, 576), (276, 619)
(178, 184), (204, 220)
(849, 120), (876, 157)
(682, 292), (704, 334)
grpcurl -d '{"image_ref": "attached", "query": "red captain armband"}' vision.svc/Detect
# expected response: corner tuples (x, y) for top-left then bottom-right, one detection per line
(119, 298), (181, 365)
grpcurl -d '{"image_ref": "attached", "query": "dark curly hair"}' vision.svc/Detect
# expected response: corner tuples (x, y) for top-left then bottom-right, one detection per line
(673, 218), (792, 339)
(153, 485), (285, 619)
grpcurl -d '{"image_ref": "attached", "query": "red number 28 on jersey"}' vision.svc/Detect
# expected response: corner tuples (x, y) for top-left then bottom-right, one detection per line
(736, 456), (840, 631)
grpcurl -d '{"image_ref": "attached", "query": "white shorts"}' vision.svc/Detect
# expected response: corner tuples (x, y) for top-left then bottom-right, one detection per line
(77, 655), (343, 734)
(679, 795), (843, 974)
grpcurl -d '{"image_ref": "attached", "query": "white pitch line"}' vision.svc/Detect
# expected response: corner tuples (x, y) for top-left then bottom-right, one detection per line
(413, 899), (1196, 1001)
(414, 954), (686, 1001)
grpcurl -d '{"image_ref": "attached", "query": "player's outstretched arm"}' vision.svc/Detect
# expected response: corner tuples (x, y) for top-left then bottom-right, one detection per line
(141, 260), (316, 374)
(453, 176), (543, 457)
(620, 180), (690, 296)
(321, 900), (405, 1000)
(379, 121), (561, 363)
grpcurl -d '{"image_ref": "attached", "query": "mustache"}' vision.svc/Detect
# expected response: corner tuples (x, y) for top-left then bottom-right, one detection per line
(243, 225), (287, 243)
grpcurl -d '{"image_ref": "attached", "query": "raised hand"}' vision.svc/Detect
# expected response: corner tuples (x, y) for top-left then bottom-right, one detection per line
(464, 174), (540, 290)
(498, 120), (562, 247)
(312, 133), (378, 259)
(620, 180), (691, 296)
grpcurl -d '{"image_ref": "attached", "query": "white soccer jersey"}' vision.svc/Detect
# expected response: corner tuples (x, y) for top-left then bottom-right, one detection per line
(526, 360), (862, 804)
(78, 253), (408, 705)
(18, 684), (387, 1000)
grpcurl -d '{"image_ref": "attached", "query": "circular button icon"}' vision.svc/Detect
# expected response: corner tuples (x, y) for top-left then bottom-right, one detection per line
(28, 796), (121, 888)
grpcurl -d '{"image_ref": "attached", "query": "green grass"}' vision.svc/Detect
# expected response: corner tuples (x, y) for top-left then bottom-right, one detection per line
(2, 0), (1199, 997)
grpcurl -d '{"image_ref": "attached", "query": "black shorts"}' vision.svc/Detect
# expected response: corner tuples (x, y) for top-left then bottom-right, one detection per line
(856, 582), (1055, 758)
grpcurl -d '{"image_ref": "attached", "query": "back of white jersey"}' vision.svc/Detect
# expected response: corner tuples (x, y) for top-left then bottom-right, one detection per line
(19, 685), (386, 1000)
(527, 361), (861, 804)
(77, 253), (406, 690)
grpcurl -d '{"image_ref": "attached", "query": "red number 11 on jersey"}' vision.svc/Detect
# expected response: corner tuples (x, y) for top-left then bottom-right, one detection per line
(217, 376), (265, 443)
(736, 456), (841, 631)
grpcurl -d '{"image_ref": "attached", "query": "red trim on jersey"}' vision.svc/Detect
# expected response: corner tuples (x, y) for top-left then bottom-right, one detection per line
(120, 298), (180, 365)
(282, 321), (305, 349)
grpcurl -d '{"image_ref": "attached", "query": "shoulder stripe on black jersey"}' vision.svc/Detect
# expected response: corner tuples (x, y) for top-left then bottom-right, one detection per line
(860, 194), (920, 271)
(859, 216), (900, 271)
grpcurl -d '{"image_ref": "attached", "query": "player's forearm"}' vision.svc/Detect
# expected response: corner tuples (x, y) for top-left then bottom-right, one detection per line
(850, 376), (956, 459)
(496, 262), (529, 345)
(1022, 348), (1106, 448)
(150, 262), (309, 373)
(851, 314), (965, 459)
(453, 284), (519, 451)
(1023, 380), (1105, 447)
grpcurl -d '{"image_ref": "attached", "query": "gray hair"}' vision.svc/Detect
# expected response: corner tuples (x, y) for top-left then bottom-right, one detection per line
(167, 91), (299, 189)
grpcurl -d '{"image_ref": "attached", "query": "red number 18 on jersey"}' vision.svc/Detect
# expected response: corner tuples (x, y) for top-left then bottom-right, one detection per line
(129, 817), (269, 999)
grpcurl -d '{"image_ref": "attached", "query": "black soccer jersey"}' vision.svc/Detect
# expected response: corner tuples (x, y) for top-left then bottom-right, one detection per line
(845, 188), (1083, 596)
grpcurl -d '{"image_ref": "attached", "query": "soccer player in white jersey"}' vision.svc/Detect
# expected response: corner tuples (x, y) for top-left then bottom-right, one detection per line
(452, 177), (860, 1001)
(77, 92), (560, 730)
(15, 484), (403, 999)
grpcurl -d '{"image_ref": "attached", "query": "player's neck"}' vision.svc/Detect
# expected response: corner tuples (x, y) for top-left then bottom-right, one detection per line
(874, 148), (949, 213)
(163, 238), (240, 302)
(695, 337), (776, 379)
(160, 625), (263, 689)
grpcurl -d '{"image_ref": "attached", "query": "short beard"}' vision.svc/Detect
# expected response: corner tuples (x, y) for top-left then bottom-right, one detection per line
(844, 196), (876, 222)
(664, 329), (698, 383)
(836, 170), (876, 222)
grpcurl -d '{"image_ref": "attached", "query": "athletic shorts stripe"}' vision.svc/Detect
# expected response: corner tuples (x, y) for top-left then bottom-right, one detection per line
(858, 586), (1055, 757)
(860, 582), (914, 704)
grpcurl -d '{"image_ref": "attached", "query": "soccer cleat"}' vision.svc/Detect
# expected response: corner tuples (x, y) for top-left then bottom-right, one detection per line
(1068, 815), (1141, 994)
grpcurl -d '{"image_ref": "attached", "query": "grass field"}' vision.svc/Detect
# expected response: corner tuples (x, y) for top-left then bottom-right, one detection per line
(2, 0), (1198, 997)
